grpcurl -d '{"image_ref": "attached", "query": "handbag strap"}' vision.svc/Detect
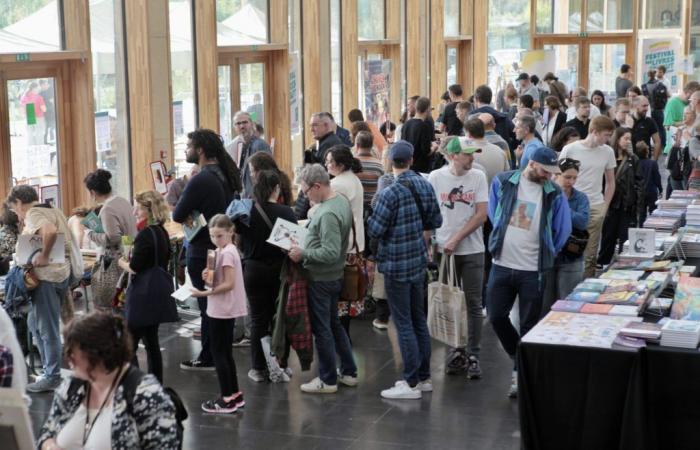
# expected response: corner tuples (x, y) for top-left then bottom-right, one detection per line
(147, 226), (164, 267)
(336, 193), (360, 256)
(26, 248), (42, 267)
(253, 200), (274, 230)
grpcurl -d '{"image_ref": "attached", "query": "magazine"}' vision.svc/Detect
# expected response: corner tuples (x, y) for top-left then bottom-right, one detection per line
(80, 211), (104, 233)
(266, 218), (308, 251)
(182, 211), (207, 241)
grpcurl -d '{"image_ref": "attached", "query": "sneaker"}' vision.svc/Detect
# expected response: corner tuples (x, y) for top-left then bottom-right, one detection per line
(466, 355), (482, 380)
(248, 369), (266, 383)
(508, 371), (518, 399)
(445, 348), (467, 375)
(232, 337), (251, 347)
(372, 319), (389, 330)
(283, 367), (293, 378)
(300, 377), (338, 394)
(201, 397), (238, 414)
(416, 379), (433, 392)
(338, 373), (359, 387)
(180, 359), (215, 371)
(230, 391), (245, 409)
(381, 380), (422, 400)
(192, 329), (202, 339)
(26, 377), (62, 393)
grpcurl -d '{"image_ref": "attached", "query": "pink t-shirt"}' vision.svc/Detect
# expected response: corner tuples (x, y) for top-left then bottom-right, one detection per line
(206, 243), (248, 319)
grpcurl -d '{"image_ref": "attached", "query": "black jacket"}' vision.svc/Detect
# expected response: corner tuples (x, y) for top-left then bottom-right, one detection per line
(304, 132), (343, 165)
(609, 152), (644, 218)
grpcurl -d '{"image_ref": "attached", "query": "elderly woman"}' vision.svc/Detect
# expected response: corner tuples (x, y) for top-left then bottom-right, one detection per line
(37, 312), (179, 450)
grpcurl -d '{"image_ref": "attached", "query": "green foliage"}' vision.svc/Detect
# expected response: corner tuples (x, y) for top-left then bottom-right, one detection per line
(0, 0), (54, 29)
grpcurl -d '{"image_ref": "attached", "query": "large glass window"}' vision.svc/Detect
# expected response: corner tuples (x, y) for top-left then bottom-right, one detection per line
(331, 0), (343, 125)
(536, 0), (580, 34)
(169, 0), (197, 177)
(544, 44), (579, 93)
(358, 0), (385, 40)
(218, 66), (232, 146)
(444, 0), (460, 36)
(216, 0), (268, 46)
(588, 0), (633, 32)
(90, 0), (130, 199)
(447, 47), (458, 87)
(289, 0), (304, 179)
(239, 62), (265, 127)
(0, 0), (62, 53)
(589, 43), (625, 96)
(488, 0), (531, 95)
(639, 0), (682, 29)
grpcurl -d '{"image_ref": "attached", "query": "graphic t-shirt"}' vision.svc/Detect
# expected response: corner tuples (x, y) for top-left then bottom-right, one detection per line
(559, 141), (616, 206)
(493, 175), (542, 270)
(428, 166), (488, 255)
(207, 243), (248, 319)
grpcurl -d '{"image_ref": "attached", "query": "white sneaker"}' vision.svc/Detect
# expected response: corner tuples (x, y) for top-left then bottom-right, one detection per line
(338, 374), (359, 387)
(508, 371), (518, 398)
(248, 369), (266, 383)
(381, 380), (422, 400)
(416, 379), (433, 392)
(372, 319), (389, 330)
(301, 377), (338, 394)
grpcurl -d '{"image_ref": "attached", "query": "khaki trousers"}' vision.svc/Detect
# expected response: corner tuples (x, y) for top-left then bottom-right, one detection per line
(583, 202), (607, 278)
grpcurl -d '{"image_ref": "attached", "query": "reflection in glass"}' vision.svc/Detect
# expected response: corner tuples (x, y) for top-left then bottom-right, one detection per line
(544, 44), (579, 93)
(331, 0), (343, 125)
(358, 0), (385, 40)
(639, 0), (681, 29)
(0, 0), (61, 53)
(216, 0), (268, 45)
(536, 0), (580, 33)
(589, 43), (625, 96)
(90, 0), (130, 199)
(444, 0), (460, 36)
(588, 0), (632, 32)
(218, 66), (232, 146)
(488, 0), (531, 93)
(447, 47), (458, 87)
(239, 63), (265, 132)
(7, 78), (59, 191)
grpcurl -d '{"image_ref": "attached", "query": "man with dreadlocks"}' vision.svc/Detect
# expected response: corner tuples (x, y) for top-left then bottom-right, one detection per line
(174, 128), (241, 371)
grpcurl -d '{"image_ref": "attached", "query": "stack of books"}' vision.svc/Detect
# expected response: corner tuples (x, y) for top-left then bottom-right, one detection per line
(686, 204), (700, 230)
(670, 275), (700, 320)
(557, 277), (653, 317)
(660, 319), (700, 349)
(619, 321), (663, 341)
(522, 311), (642, 348)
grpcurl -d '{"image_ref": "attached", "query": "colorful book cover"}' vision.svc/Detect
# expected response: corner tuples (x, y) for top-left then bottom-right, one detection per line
(608, 305), (640, 317)
(670, 275), (700, 321)
(600, 270), (644, 281)
(662, 318), (700, 333)
(573, 282), (608, 293)
(551, 300), (584, 313)
(182, 211), (207, 241)
(80, 211), (104, 234)
(566, 291), (600, 303)
(596, 291), (636, 304)
(580, 303), (613, 315)
(613, 335), (647, 348)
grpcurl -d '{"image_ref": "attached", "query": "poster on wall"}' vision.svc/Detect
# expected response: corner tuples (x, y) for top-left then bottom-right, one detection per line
(94, 111), (111, 152)
(150, 161), (168, 195)
(172, 101), (184, 137)
(521, 50), (556, 80)
(641, 38), (681, 90)
(289, 52), (301, 135)
(361, 59), (391, 127)
(40, 184), (60, 209)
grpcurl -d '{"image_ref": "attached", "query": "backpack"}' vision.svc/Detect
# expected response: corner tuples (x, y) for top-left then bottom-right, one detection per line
(651, 82), (669, 110)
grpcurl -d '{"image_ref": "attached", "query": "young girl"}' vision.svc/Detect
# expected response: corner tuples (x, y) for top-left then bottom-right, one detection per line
(191, 214), (247, 413)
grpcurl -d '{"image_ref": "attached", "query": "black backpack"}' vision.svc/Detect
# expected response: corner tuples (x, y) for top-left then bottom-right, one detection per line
(651, 82), (669, 110)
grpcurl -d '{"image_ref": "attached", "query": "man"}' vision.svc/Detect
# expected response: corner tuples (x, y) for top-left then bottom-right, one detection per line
(246, 92), (264, 126)
(559, 116), (617, 278)
(663, 81), (700, 154)
(174, 129), (238, 371)
(630, 96), (661, 160)
(471, 84), (516, 151)
(8, 185), (82, 392)
(442, 84), (465, 136)
(613, 98), (633, 128)
(564, 96), (592, 140)
(354, 130), (384, 212)
(515, 115), (543, 168)
(289, 164), (357, 393)
(348, 108), (387, 153)
(565, 88), (601, 121)
(233, 111), (271, 198)
(615, 64), (634, 98)
(478, 112), (513, 168)
(542, 72), (568, 109)
(306, 112), (344, 165)
(455, 101), (472, 134)
(429, 138), (488, 380)
(516, 73), (541, 109)
(464, 118), (509, 184)
(368, 141), (442, 399)
(646, 66), (670, 147)
(401, 96), (437, 174)
(486, 147), (571, 398)
(656, 65), (671, 90)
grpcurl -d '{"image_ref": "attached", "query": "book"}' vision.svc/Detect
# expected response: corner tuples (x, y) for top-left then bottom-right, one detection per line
(16, 234), (66, 264)
(608, 305), (640, 317)
(580, 303), (613, 315)
(670, 275), (700, 321)
(612, 335), (647, 348)
(566, 291), (600, 303)
(600, 270), (644, 281)
(551, 300), (584, 313)
(620, 321), (663, 339)
(596, 291), (636, 304)
(80, 211), (104, 233)
(183, 211), (207, 241)
(266, 218), (308, 251)
(628, 228), (656, 257)
(573, 282), (608, 293)
(522, 311), (642, 348)
(660, 319), (700, 348)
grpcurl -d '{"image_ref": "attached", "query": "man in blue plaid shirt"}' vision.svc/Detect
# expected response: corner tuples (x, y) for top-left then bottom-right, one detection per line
(368, 140), (442, 400)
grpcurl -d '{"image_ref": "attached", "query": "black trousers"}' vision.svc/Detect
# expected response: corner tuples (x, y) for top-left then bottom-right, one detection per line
(375, 298), (390, 322)
(597, 209), (635, 265)
(639, 192), (658, 227)
(210, 317), (239, 397)
(130, 324), (163, 383)
(244, 259), (282, 371)
(187, 251), (213, 365)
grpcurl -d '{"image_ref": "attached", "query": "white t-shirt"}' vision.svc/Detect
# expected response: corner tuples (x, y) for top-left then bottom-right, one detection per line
(428, 166), (488, 255)
(56, 403), (113, 450)
(493, 175), (542, 270)
(473, 141), (509, 184)
(559, 141), (616, 206)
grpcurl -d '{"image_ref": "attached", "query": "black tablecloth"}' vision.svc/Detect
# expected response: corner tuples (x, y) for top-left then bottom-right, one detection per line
(519, 342), (700, 450)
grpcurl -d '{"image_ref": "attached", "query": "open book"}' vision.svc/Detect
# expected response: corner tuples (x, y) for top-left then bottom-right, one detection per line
(266, 218), (308, 251)
(183, 211), (207, 241)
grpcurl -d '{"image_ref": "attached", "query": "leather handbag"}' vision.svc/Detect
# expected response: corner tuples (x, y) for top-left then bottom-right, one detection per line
(562, 228), (590, 259)
(339, 219), (368, 317)
(23, 249), (42, 292)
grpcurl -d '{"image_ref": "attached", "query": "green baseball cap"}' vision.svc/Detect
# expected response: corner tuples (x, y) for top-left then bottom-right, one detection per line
(445, 137), (483, 155)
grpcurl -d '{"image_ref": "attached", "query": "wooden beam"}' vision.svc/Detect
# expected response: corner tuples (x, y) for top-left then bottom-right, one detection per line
(461, 0), (473, 36)
(430, 0), (447, 111)
(194, 0), (219, 130)
(473, 0), (488, 87)
(406, 0), (423, 97)
(269, 0), (288, 44)
(268, 50), (292, 176)
(342, 0), (359, 124)
(0, 51), (87, 64)
(302, 0), (324, 146)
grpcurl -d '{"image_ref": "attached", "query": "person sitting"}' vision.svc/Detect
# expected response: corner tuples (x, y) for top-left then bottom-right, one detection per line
(37, 312), (179, 450)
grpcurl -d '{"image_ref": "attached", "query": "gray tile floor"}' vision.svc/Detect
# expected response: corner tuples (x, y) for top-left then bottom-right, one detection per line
(28, 311), (521, 449)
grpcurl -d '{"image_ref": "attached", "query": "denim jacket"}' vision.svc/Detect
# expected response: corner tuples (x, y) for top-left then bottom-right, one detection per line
(488, 170), (571, 273)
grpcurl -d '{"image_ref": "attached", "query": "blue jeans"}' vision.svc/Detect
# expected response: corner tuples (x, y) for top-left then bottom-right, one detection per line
(28, 278), (69, 380)
(307, 279), (357, 385)
(542, 259), (584, 315)
(486, 264), (542, 359)
(385, 273), (431, 385)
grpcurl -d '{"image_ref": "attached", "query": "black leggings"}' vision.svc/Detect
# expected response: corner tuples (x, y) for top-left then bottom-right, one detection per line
(244, 260), (281, 371)
(130, 324), (163, 383)
(210, 317), (239, 397)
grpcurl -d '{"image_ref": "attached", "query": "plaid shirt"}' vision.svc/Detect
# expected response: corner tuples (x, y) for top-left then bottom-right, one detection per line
(368, 170), (442, 281)
(0, 345), (13, 388)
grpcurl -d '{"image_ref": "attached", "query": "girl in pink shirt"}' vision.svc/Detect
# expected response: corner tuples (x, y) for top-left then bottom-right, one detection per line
(191, 214), (247, 413)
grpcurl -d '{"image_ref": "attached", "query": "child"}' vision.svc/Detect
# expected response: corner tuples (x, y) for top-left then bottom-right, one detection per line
(635, 141), (663, 227)
(191, 214), (248, 413)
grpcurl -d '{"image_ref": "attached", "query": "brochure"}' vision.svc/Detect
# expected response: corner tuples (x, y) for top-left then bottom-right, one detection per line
(266, 218), (308, 251)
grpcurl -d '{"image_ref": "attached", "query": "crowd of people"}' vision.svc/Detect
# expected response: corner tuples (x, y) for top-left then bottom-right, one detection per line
(3, 65), (700, 448)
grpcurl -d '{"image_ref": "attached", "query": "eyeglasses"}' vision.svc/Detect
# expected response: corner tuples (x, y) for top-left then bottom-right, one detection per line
(235, 120), (250, 126)
(302, 184), (318, 196)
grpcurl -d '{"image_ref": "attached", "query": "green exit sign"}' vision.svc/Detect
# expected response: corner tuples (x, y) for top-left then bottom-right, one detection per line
(578, 32), (588, 38)
(15, 53), (30, 62)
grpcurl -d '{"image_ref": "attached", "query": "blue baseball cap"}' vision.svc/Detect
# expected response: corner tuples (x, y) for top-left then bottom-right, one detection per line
(529, 146), (561, 174)
(389, 140), (414, 161)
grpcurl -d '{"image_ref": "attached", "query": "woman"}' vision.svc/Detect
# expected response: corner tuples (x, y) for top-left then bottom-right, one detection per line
(597, 127), (644, 266)
(118, 191), (175, 383)
(550, 127), (581, 154)
(591, 90), (611, 118)
(248, 152), (294, 206)
(0, 203), (19, 261)
(324, 145), (365, 331)
(542, 158), (590, 313)
(542, 96), (567, 147)
(84, 169), (137, 309)
(233, 170), (297, 382)
(37, 312), (179, 450)
(350, 120), (372, 145)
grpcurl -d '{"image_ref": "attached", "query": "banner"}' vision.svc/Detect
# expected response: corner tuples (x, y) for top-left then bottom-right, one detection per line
(521, 49), (556, 79)
(361, 59), (391, 126)
(642, 38), (681, 90)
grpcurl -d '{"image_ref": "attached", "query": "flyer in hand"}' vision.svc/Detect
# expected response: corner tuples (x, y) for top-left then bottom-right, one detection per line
(266, 218), (308, 251)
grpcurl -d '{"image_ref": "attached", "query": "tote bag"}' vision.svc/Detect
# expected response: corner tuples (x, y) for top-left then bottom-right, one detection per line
(427, 255), (467, 348)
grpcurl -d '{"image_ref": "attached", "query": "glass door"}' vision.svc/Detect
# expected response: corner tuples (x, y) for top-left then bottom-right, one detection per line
(588, 43), (626, 97)
(238, 61), (266, 132)
(543, 44), (580, 94)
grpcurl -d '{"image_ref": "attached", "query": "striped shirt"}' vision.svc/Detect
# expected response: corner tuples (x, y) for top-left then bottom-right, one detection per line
(356, 154), (384, 211)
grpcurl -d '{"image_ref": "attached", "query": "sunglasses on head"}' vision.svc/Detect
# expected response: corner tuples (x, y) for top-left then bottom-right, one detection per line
(559, 158), (580, 171)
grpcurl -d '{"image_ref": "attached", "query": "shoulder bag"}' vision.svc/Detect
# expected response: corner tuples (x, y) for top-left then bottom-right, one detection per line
(339, 217), (368, 317)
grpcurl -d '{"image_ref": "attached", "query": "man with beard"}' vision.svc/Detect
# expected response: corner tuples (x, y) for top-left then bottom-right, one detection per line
(233, 111), (271, 198)
(486, 146), (571, 398)
(564, 96), (592, 139)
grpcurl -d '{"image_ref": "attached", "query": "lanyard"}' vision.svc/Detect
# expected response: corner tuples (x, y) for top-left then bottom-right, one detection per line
(82, 365), (124, 446)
